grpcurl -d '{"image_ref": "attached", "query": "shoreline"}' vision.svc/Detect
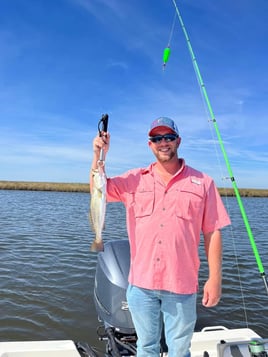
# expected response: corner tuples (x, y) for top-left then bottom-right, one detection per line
(0, 180), (268, 197)
(0, 181), (90, 193)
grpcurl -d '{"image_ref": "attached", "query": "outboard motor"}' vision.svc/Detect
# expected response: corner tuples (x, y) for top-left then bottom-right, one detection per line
(94, 239), (137, 356)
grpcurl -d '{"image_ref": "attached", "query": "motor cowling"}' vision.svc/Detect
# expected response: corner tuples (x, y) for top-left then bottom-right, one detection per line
(94, 239), (135, 334)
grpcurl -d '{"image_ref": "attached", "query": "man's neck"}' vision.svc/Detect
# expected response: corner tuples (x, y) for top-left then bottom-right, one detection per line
(154, 158), (183, 184)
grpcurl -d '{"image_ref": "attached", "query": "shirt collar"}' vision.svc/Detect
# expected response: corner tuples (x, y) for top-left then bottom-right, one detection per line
(144, 159), (186, 177)
(140, 165), (152, 175)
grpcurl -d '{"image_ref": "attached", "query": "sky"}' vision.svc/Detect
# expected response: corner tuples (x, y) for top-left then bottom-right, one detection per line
(0, 0), (267, 188)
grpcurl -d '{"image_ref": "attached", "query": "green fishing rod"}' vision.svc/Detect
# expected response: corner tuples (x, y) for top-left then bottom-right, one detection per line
(171, 0), (268, 295)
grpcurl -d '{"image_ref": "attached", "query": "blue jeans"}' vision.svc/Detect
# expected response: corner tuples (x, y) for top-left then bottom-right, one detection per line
(126, 285), (196, 357)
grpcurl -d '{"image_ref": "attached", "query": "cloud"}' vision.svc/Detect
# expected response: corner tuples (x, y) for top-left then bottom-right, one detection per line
(70, 0), (126, 21)
(105, 60), (129, 72)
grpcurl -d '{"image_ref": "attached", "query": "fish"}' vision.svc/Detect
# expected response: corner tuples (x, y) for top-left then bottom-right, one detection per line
(89, 166), (106, 252)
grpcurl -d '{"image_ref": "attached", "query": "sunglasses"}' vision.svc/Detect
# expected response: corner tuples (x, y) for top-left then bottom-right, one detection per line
(149, 133), (178, 143)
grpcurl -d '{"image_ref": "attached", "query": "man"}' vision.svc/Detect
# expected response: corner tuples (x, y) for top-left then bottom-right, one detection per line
(90, 117), (231, 357)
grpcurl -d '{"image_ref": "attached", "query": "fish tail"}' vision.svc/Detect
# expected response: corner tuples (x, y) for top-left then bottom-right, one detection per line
(90, 240), (104, 252)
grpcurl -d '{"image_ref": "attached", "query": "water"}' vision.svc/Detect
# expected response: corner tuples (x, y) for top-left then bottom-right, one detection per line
(0, 190), (267, 352)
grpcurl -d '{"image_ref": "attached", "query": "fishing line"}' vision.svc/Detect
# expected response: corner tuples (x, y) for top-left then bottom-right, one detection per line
(168, 10), (177, 47)
(162, 11), (176, 70)
(195, 67), (250, 320)
(171, 0), (268, 295)
(191, 37), (250, 315)
(199, 81), (249, 325)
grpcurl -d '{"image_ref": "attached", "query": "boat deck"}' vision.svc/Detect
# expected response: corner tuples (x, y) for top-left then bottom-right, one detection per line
(0, 326), (267, 357)
(191, 326), (263, 357)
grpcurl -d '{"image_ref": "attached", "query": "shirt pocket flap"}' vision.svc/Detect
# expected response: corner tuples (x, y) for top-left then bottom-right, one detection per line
(134, 189), (154, 218)
(176, 186), (204, 220)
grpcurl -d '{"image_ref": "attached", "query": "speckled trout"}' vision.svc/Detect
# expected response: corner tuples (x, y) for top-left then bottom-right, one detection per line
(89, 165), (106, 252)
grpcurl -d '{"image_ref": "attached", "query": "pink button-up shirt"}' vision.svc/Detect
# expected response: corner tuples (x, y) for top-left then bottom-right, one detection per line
(106, 160), (231, 294)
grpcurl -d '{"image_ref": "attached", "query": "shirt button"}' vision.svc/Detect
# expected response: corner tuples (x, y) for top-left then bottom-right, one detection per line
(162, 207), (165, 211)
(157, 258), (160, 261)
(158, 240), (162, 244)
(160, 224), (164, 227)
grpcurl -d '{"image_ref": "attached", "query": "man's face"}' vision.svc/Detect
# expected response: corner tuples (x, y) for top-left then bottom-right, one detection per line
(148, 127), (181, 163)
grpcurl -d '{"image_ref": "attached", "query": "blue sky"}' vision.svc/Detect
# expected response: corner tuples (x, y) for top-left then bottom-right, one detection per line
(1, 0), (267, 188)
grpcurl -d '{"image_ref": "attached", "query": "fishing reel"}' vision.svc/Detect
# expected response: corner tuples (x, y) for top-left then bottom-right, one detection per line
(248, 340), (268, 357)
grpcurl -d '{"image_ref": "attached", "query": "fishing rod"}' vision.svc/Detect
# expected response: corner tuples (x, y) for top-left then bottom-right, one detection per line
(170, 0), (268, 295)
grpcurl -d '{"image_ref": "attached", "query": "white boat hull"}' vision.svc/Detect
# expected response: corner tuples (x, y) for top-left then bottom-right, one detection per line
(0, 326), (267, 357)
(0, 340), (81, 357)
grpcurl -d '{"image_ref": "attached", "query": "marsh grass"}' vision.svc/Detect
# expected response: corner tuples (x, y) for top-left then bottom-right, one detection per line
(0, 181), (267, 197)
(0, 181), (90, 193)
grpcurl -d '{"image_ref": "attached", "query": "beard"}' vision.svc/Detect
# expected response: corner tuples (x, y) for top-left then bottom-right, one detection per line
(155, 148), (177, 163)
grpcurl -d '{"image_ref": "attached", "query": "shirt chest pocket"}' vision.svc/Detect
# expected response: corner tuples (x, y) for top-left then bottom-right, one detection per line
(133, 190), (154, 218)
(175, 189), (204, 221)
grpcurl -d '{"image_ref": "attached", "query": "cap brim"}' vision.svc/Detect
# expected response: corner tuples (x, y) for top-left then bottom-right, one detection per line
(149, 126), (177, 136)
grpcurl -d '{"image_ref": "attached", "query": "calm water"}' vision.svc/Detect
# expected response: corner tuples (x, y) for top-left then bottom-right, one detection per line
(0, 190), (267, 352)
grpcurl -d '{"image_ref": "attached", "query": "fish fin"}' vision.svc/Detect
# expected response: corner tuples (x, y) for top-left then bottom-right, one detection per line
(90, 240), (104, 252)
